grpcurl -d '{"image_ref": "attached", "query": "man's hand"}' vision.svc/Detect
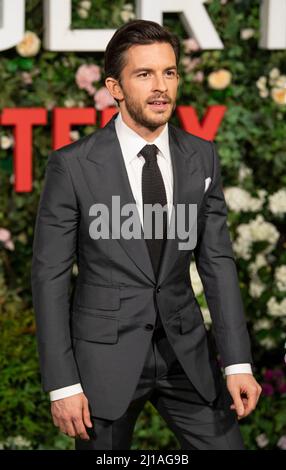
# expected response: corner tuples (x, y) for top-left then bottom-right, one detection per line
(226, 374), (262, 420)
(51, 392), (93, 440)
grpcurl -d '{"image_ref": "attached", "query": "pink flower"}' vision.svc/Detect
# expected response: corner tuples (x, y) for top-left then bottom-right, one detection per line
(277, 435), (286, 450)
(0, 228), (14, 251)
(21, 72), (33, 85)
(181, 57), (201, 73)
(94, 87), (116, 110)
(75, 64), (101, 96)
(256, 433), (269, 448)
(0, 228), (11, 243)
(183, 38), (200, 53)
(194, 71), (204, 83)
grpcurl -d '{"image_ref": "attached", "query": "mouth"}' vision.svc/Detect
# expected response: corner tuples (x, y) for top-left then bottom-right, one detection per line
(147, 100), (169, 111)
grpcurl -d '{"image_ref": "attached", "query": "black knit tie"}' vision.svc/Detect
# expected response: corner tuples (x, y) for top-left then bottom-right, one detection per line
(138, 144), (168, 279)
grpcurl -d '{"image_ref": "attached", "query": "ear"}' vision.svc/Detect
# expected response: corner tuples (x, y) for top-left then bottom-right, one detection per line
(105, 77), (123, 101)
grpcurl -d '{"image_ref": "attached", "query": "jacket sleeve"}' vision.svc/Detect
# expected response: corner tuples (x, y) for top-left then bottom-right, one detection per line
(193, 140), (253, 368)
(31, 150), (81, 392)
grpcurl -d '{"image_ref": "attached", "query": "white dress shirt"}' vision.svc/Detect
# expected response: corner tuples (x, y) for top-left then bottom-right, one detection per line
(50, 111), (252, 401)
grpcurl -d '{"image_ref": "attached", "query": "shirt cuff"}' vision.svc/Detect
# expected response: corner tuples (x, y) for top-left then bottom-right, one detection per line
(224, 363), (253, 375)
(49, 383), (83, 401)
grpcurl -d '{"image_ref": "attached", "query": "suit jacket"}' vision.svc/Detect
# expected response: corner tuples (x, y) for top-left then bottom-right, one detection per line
(31, 112), (253, 420)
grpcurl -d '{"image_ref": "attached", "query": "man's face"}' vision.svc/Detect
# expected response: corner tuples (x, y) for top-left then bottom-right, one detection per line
(116, 42), (180, 130)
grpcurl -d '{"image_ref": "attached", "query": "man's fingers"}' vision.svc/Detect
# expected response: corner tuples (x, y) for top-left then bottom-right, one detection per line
(243, 387), (258, 417)
(53, 416), (60, 427)
(50, 393), (93, 440)
(256, 385), (262, 405)
(229, 387), (245, 417)
(83, 400), (93, 429)
(59, 418), (77, 437)
(72, 418), (90, 440)
(230, 397), (247, 410)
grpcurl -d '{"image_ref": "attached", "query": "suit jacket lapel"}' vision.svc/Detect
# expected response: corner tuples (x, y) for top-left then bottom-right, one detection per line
(81, 113), (205, 286)
(157, 123), (205, 286)
(82, 113), (156, 284)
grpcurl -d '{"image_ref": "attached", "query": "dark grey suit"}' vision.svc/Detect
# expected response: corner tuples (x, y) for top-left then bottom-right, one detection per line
(31, 112), (253, 448)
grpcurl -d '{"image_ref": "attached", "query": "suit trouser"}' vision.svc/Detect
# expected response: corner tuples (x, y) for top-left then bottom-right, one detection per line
(75, 323), (245, 450)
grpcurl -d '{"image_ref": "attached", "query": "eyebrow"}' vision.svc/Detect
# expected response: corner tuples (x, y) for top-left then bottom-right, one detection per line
(132, 66), (177, 75)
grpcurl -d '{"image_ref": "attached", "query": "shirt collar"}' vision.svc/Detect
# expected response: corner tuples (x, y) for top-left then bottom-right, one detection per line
(114, 110), (170, 165)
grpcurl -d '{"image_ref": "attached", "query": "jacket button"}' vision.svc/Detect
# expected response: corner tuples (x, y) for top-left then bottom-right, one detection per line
(156, 287), (161, 293)
(145, 324), (154, 331)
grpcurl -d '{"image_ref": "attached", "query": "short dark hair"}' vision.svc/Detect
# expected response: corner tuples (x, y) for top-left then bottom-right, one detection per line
(104, 19), (181, 106)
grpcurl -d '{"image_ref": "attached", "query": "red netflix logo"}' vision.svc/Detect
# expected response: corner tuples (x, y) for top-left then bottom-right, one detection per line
(0, 105), (226, 192)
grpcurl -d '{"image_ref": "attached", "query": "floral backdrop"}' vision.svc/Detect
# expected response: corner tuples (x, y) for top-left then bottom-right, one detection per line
(0, 0), (285, 450)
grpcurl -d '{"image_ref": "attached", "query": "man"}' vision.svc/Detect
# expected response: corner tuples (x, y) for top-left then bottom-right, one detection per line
(31, 19), (261, 450)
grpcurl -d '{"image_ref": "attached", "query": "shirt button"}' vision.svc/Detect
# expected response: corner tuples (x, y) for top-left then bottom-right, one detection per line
(145, 324), (154, 331)
(156, 286), (161, 293)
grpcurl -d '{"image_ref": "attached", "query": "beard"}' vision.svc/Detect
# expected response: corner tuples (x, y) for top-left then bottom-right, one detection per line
(121, 87), (176, 131)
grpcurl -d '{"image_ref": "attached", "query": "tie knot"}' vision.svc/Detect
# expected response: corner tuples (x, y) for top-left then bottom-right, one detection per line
(138, 144), (158, 167)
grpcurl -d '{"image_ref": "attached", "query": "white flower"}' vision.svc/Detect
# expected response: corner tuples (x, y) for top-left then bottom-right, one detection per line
(256, 76), (267, 91)
(238, 164), (252, 182)
(267, 297), (286, 317)
(249, 254), (268, 276)
(72, 263), (79, 276)
(268, 189), (286, 216)
(5, 435), (31, 449)
(256, 433), (269, 448)
(224, 187), (264, 212)
(253, 318), (272, 332)
(269, 68), (280, 80)
(275, 74), (286, 88)
(79, 0), (92, 10)
(64, 98), (77, 108)
(123, 4), (134, 11)
(70, 131), (80, 142)
(259, 89), (269, 98)
(120, 10), (135, 22)
(249, 215), (279, 244)
(77, 8), (89, 19)
(189, 262), (204, 296)
(201, 307), (212, 327)
(233, 226), (253, 260)
(0, 134), (14, 149)
(240, 28), (255, 40)
(233, 215), (279, 260)
(16, 31), (41, 57)
(275, 266), (286, 292)
(120, 10), (135, 23)
(249, 279), (266, 298)
(259, 336), (276, 349)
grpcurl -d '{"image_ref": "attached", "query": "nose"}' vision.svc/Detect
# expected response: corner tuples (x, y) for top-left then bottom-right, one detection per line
(152, 73), (168, 93)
